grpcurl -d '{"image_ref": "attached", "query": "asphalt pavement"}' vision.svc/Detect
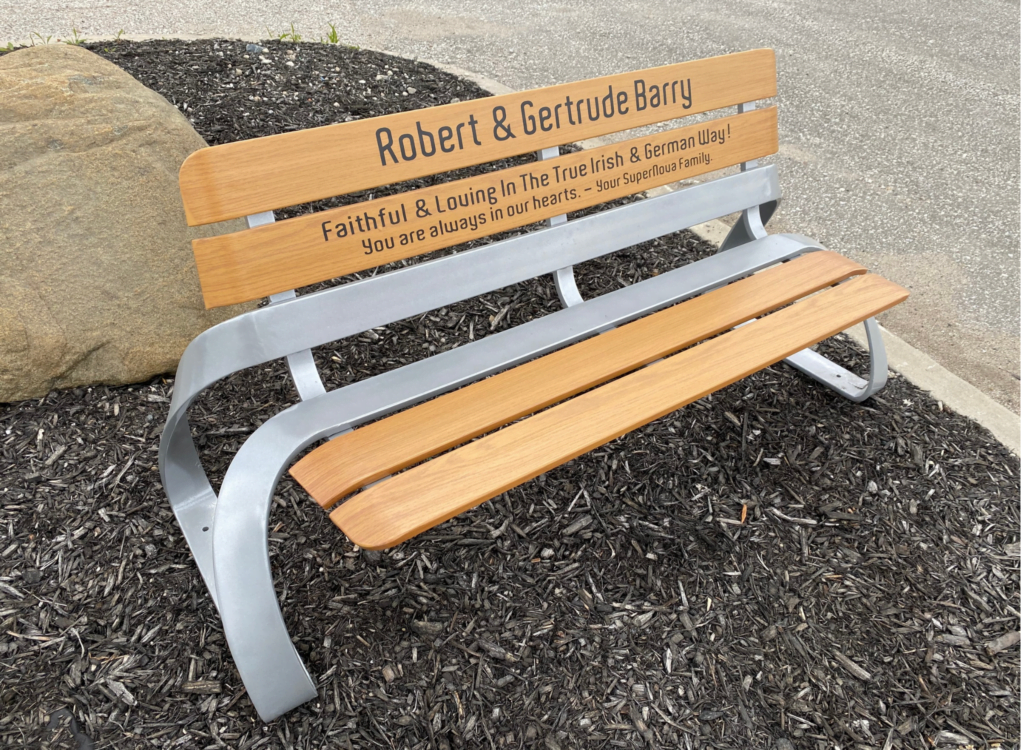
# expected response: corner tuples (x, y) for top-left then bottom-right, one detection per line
(3, 0), (1020, 411)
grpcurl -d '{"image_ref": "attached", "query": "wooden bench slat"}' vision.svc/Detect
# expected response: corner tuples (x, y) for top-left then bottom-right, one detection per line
(327, 273), (908, 549)
(180, 49), (776, 226)
(291, 251), (863, 508)
(194, 107), (778, 308)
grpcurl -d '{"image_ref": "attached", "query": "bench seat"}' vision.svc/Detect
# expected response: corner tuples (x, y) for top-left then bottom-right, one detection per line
(290, 250), (861, 509)
(293, 259), (906, 549)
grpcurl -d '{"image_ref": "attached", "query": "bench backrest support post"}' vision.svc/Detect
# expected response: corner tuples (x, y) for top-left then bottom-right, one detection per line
(737, 101), (760, 173)
(536, 146), (585, 308)
(246, 212), (327, 401)
(717, 105), (774, 254)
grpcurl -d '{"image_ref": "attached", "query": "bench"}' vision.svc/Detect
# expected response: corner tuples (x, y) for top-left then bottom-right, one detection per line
(160, 48), (907, 721)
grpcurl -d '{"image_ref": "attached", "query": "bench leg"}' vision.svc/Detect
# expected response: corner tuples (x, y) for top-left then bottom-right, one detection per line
(714, 201), (889, 402)
(210, 426), (321, 722)
(159, 410), (223, 607)
(784, 316), (888, 402)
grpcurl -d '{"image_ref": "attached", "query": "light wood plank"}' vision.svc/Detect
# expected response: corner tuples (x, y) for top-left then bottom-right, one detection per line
(194, 107), (777, 307)
(328, 274), (908, 549)
(180, 50), (776, 226)
(291, 251), (863, 508)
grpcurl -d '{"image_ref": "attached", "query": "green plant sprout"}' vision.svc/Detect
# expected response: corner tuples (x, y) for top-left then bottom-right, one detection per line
(278, 23), (301, 42)
(30, 32), (53, 45)
(265, 23), (303, 43)
(67, 28), (87, 45)
(325, 23), (339, 44)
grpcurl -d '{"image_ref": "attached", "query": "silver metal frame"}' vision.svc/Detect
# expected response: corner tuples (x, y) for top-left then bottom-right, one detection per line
(160, 130), (891, 719)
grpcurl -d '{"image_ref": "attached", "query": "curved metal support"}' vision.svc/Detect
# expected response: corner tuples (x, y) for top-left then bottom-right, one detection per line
(284, 348), (327, 400)
(158, 411), (221, 604)
(719, 199), (781, 253)
(784, 316), (888, 402)
(719, 101), (780, 255)
(553, 263), (584, 307)
(212, 417), (322, 722)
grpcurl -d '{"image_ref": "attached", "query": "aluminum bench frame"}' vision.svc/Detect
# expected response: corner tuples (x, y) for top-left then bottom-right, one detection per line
(160, 160), (889, 721)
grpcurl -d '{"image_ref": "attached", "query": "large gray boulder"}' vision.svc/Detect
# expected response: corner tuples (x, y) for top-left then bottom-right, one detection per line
(0, 44), (254, 403)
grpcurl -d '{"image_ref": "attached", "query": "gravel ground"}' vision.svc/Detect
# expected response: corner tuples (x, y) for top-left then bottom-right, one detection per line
(0, 40), (1020, 750)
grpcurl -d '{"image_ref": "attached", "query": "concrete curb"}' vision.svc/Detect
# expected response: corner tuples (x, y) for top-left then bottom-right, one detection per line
(845, 323), (1021, 455)
(425, 59), (517, 97)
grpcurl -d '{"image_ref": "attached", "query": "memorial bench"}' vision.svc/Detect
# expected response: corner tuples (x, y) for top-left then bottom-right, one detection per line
(160, 48), (907, 721)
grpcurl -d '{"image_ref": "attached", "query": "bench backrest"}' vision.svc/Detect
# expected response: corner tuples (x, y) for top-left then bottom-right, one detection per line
(179, 49), (778, 310)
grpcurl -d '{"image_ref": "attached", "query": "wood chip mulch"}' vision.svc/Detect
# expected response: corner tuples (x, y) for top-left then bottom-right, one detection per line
(0, 39), (1019, 750)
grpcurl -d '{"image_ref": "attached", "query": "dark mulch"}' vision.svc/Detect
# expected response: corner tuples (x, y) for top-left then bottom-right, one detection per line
(0, 39), (1019, 750)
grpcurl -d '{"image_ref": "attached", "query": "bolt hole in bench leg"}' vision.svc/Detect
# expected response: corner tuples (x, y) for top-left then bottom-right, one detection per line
(784, 316), (887, 402)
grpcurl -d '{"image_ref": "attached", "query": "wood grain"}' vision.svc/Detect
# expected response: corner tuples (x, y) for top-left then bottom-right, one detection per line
(194, 107), (777, 307)
(180, 49), (776, 226)
(291, 251), (864, 508)
(328, 274), (908, 549)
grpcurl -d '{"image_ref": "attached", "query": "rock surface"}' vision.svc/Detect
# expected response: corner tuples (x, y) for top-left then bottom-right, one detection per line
(0, 44), (252, 403)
